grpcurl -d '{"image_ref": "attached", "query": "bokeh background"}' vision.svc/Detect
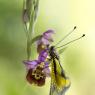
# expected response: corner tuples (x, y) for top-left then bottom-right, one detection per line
(0, 0), (95, 95)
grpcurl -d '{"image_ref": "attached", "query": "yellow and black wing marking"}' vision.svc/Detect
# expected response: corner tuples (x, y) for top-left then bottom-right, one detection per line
(50, 58), (70, 95)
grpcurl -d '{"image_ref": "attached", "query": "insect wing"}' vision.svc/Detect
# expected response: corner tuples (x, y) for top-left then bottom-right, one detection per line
(50, 59), (70, 95)
(58, 47), (67, 55)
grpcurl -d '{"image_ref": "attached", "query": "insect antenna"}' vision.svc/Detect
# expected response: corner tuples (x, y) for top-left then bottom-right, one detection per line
(56, 34), (85, 49)
(55, 26), (77, 46)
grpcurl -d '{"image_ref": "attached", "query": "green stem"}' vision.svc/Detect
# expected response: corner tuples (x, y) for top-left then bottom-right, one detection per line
(25, 0), (39, 60)
(27, 8), (35, 60)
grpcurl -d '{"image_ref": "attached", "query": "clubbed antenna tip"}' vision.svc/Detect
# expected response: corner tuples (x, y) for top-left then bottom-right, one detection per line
(56, 33), (86, 49)
(82, 34), (85, 37)
(74, 26), (77, 30)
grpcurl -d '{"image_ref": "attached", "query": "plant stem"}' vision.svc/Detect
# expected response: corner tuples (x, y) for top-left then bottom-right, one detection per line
(26, 0), (39, 60)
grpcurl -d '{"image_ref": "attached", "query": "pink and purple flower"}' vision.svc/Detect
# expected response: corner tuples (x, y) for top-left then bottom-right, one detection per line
(23, 29), (54, 86)
(36, 29), (55, 53)
(23, 59), (50, 86)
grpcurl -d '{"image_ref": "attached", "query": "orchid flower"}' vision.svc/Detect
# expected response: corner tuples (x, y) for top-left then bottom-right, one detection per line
(36, 30), (55, 53)
(23, 59), (50, 86)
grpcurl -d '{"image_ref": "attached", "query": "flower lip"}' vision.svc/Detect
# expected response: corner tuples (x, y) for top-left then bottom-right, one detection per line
(26, 68), (46, 86)
(26, 61), (51, 86)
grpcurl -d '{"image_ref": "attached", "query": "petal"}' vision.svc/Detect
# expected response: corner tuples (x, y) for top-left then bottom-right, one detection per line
(36, 38), (42, 45)
(37, 37), (50, 45)
(26, 69), (34, 84)
(43, 61), (51, 77)
(36, 30), (54, 46)
(38, 49), (48, 62)
(41, 37), (50, 45)
(43, 67), (50, 77)
(43, 29), (55, 40)
(23, 60), (39, 70)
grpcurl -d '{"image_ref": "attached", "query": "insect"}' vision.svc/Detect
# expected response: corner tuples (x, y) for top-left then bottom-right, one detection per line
(47, 26), (85, 95)
(48, 46), (70, 95)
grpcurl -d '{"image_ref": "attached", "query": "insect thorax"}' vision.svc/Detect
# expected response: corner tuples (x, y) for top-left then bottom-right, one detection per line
(49, 46), (59, 59)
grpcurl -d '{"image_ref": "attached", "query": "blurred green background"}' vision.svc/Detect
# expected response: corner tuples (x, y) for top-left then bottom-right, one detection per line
(0, 0), (95, 95)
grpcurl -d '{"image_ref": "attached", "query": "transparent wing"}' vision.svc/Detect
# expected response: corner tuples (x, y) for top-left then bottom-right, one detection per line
(58, 47), (67, 55)
(50, 59), (71, 95)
